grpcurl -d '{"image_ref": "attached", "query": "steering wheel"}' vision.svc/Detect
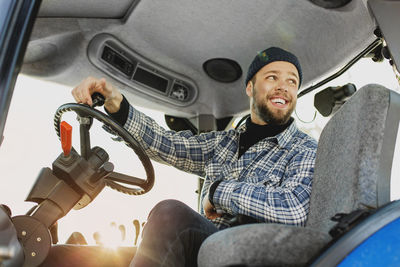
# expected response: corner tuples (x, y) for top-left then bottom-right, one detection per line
(53, 94), (154, 195)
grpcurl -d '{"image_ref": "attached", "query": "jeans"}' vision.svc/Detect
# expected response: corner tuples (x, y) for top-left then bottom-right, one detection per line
(130, 199), (219, 267)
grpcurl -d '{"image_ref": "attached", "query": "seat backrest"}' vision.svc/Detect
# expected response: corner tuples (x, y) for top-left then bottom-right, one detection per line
(306, 84), (400, 233)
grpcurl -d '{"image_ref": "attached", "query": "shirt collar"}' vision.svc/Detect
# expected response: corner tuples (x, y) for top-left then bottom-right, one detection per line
(237, 118), (298, 149)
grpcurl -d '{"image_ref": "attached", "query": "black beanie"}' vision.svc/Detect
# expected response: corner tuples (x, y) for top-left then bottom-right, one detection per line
(245, 47), (302, 87)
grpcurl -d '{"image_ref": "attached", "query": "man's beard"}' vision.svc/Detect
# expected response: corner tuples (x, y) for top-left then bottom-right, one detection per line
(252, 86), (295, 125)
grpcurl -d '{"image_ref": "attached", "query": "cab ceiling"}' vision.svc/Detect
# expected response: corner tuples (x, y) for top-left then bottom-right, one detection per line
(38, 0), (137, 18)
(23, 0), (376, 118)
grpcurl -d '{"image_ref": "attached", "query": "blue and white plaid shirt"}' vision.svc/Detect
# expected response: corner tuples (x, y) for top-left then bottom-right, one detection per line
(123, 105), (317, 229)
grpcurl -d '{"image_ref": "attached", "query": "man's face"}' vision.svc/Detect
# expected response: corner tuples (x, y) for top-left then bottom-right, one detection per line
(246, 61), (299, 125)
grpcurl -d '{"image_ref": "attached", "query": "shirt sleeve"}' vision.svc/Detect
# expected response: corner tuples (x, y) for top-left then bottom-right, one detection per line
(212, 148), (316, 226)
(105, 95), (130, 126)
(122, 104), (220, 177)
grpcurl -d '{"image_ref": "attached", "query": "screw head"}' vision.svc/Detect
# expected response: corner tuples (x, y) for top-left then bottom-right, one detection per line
(21, 231), (27, 236)
(31, 252), (36, 257)
(36, 237), (41, 242)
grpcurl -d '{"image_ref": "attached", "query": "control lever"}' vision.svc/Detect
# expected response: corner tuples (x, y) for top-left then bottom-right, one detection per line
(90, 162), (114, 183)
(91, 92), (105, 107)
(106, 172), (148, 188)
(60, 121), (72, 156)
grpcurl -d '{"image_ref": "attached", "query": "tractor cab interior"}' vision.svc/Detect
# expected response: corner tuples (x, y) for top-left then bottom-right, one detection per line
(1, 0), (400, 266)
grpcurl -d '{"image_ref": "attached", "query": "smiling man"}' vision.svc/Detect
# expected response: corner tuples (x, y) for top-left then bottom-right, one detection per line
(248, 49), (299, 125)
(68, 47), (317, 267)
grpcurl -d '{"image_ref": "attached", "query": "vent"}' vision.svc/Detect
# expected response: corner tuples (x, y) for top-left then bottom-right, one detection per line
(88, 34), (198, 106)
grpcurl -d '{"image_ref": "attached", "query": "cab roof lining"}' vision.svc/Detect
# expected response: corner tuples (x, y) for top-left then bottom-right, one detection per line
(23, 0), (377, 118)
(38, 0), (137, 19)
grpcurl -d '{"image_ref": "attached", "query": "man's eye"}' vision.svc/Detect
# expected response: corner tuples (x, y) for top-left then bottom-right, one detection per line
(266, 75), (276, 80)
(289, 79), (297, 85)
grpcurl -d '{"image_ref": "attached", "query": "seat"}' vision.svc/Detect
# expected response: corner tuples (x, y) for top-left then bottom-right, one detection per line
(198, 84), (400, 267)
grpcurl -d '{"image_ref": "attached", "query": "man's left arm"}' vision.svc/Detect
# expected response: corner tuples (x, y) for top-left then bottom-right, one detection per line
(211, 149), (316, 226)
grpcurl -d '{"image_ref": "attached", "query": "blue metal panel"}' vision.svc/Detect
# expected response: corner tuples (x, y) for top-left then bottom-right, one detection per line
(339, 218), (400, 266)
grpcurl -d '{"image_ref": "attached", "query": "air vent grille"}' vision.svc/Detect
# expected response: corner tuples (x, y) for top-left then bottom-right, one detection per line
(88, 34), (198, 107)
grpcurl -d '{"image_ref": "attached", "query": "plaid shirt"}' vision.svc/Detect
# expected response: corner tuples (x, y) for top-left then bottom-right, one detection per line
(123, 105), (317, 229)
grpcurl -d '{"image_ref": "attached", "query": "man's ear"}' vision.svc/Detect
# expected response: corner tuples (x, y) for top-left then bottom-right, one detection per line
(246, 81), (253, 97)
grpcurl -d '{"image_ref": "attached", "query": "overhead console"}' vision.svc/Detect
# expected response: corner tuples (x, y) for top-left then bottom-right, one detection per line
(88, 34), (198, 106)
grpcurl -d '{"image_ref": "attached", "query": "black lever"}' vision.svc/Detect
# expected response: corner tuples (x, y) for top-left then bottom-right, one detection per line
(92, 92), (105, 107)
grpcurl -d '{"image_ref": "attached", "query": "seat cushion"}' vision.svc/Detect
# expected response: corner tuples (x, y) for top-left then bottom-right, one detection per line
(198, 223), (330, 267)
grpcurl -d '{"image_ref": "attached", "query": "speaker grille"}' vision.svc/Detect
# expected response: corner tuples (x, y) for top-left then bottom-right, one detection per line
(203, 58), (242, 83)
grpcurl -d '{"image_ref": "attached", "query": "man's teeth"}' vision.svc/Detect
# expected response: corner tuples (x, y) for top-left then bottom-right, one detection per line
(271, 98), (286, 104)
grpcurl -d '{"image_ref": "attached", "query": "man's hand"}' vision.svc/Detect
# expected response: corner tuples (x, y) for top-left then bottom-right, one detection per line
(203, 194), (222, 220)
(72, 77), (123, 113)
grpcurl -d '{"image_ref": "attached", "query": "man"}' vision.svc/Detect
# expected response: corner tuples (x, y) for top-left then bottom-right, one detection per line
(71, 47), (317, 266)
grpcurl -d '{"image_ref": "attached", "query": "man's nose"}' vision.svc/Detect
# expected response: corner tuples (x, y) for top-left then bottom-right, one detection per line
(276, 80), (288, 92)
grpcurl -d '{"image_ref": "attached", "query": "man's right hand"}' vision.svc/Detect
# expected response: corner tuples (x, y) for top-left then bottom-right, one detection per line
(72, 77), (123, 113)
(203, 194), (222, 220)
